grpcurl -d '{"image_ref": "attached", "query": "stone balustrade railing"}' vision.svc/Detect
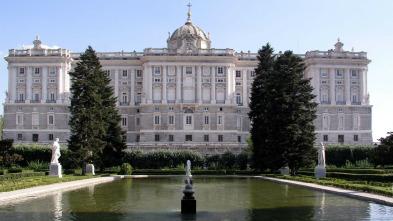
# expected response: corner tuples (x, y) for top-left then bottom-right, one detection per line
(305, 50), (367, 59)
(9, 48), (71, 57)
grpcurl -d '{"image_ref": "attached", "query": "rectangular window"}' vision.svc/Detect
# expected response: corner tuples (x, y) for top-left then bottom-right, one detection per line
(204, 135), (209, 142)
(49, 134), (54, 141)
(136, 70), (143, 77)
(169, 107), (174, 111)
(154, 67), (161, 74)
(122, 117), (127, 127)
(236, 70), (241, 78)
(250, 71), (256, 77)
(19, 68), (25, 75)
(321, 69), (328, 77)
(217, 79), (224, 82)
(236, 82), (241, 86)
(218, 116), (223, 125)
(19, 93), (24, 101)
(322, 115), (329, 127)
(237, 117), (242, 127)
(169, 116), (174, 125)
(136, 135), (140, 142)
(122, 135), (127, 142)
(236, 93), (241, 104)
(204, 107), (209, 111)
(105, 70), (110, 77)
(353, 115), (360, 127)
(32, 134), (39, 142)
(238, 136), (241, 142)
(217, 67), (223, 74)
(218, 135), (223, 142)
(185, 135), (192, 141)
(351, 70), (358, 78)
(122, 70), (128, 77)
(186, 67), (192, 74)
(49, 68), (56, 75)
(354, 135), (359, 142)
(336, 69), (343, 77)
(136, 117), (140, 126)
(154, 116), (160, 125)
(323, 135), (328, 142)
(338, 135), (344, 143)
(50, 93), (55, 101)
(48, 115), (54, 125)
(34, 68), (40, 75)
(17, 134), (22, 140)
(186, 116), (192, 125)
(204, 116), (209, 125)
(16, 114), (23, 125)
(154, 78), (161, 82)
(155, 134), (160, 142)
(169, 135), (174, 142)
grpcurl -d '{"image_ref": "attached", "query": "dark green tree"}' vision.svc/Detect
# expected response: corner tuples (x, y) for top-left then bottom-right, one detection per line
(368, 132), (393, 168)
(248, 43), (317, 175)
(68, 46), (126, 173)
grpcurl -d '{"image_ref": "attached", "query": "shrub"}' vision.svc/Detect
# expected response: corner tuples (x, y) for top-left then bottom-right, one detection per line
(0, 170), (3, 175)
(120, 163), (132, 175)
(8, 168), (23, 173)
(220, 150), (237, 169)
(64, 169), (76, 175)
(205, 153), (221, 169)
(236, 151), (250, 170)
(327, 172), (393, 182)
(324, 145), (374, 167)
(27, 160), (50, 171)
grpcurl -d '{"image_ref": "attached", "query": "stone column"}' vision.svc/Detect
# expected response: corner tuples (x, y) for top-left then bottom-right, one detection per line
(226, 65), (235, 104)
(313, 68), (320, 103)
(9, 66), (17, 103)
(147, 66), (153, 103)
(211, 66), (216, 103)
(162, 65), (167, 104)
(242, 69), (248, 106)
(57, 66), (62, 103)
(176, 65), (182, 103)
(130, 68), (135, 104)
(345, 69), (351, 105)
(114, 68), (119, 99)
(360, 68), (367, 104)
(26, 67), (32, 102)
(142, 65), (149, 103)
(42, 66), (48, 103)
(329, 68), (335, 105)
(197, 65), (202, 104)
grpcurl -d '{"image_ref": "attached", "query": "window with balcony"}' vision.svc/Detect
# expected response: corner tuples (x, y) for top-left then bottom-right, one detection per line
(122, 70), (128, 77)
(321, 69), (328, 77)
(19, 68), (25, 75)
(204, 116), (209, 125)
(336, 69), (343, 78)
(236, 70), (241, 78)
(186, 116), (192, 125)
(169, 115), (174, 125)
(48, 115), (54, 125)
(154, 67), (161, 75)
(351, 70), (358, 78)
(34, 68), (40, 75)
(218, 116), (223, 125)
(250, 71), (256, 77)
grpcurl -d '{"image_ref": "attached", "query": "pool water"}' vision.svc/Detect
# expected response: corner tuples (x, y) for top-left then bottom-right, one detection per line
(0, 177), (392, 220)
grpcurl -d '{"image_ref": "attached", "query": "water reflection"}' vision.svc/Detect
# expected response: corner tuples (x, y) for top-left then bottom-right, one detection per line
(53, 193), (62, 220)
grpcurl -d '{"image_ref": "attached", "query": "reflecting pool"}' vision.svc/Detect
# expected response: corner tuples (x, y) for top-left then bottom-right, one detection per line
(0, 177), (392, 220)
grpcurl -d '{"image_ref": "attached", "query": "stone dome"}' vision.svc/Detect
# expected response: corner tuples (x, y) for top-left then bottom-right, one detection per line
(167, 14), (211, 53)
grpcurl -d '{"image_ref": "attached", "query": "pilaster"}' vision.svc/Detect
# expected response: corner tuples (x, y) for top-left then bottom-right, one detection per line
(211, 66), (216, 103)
(242, 70), (247, 106)
(114, 68), (119, 99)
(162, 65), (167, 104)
(176, 65), (182, 103)
(329, 68), (335, 105)
(130, 68), (135, 104)
(197, 65), (202, 104)
(42, 66), (48, 103)
(26, 67), (32, 102)
(345, 69), (350, 105)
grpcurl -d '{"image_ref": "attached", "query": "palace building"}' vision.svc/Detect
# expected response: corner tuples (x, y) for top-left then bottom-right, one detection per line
(2, 9), (372, 152)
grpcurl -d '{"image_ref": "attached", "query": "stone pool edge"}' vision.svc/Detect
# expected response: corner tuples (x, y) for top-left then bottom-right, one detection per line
(256, 176), (393, 207)
(0, 176), (120, 204)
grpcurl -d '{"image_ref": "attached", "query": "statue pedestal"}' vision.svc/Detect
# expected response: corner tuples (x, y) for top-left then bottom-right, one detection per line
(314, 165), (326, 179)
(281, 167), (290, 175)
(49, 163), (62, 178)
(86, 164), (95, 175)
(181, 199), (196, 214)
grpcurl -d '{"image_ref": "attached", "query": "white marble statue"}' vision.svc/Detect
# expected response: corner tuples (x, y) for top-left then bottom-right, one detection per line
(51, 138), (61, 164)
(318, 142), (326, 167)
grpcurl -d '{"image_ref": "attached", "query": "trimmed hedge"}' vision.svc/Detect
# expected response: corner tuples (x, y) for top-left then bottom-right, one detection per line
(10, 145), (72, 167)
(0, 172), (45, 181)
(324, 145), (374, 167)
(327, 172), (393, 182)
(300, 168), (389, 174)
(0, 170), (3, 175)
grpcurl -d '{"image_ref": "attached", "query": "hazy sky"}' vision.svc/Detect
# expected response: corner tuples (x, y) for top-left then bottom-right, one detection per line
(1, 0), (392, 141)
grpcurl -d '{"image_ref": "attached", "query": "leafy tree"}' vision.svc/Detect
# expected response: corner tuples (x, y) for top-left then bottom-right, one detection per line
(68, 46), (126, 173)
(368, 132), (393, 168)
(249, 43), (317, 175)
(0, 139), (23, 168)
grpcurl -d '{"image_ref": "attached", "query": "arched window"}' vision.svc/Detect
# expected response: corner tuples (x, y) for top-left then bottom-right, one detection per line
(184, 109), (193, 113)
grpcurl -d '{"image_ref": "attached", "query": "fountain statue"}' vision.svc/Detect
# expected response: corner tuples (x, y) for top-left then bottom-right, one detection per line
(314, 142), (327, 179)
(181, 160), (196, 214)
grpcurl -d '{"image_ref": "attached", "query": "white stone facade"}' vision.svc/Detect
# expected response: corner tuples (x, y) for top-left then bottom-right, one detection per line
(2, 16), (372, 152)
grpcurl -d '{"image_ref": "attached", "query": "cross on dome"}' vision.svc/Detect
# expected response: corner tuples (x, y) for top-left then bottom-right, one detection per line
(187, 3), (192, 18)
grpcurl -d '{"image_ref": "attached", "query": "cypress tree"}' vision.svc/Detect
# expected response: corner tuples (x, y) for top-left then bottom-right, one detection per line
(68, 46), (126, 173)
(249, 43), (317, 175)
